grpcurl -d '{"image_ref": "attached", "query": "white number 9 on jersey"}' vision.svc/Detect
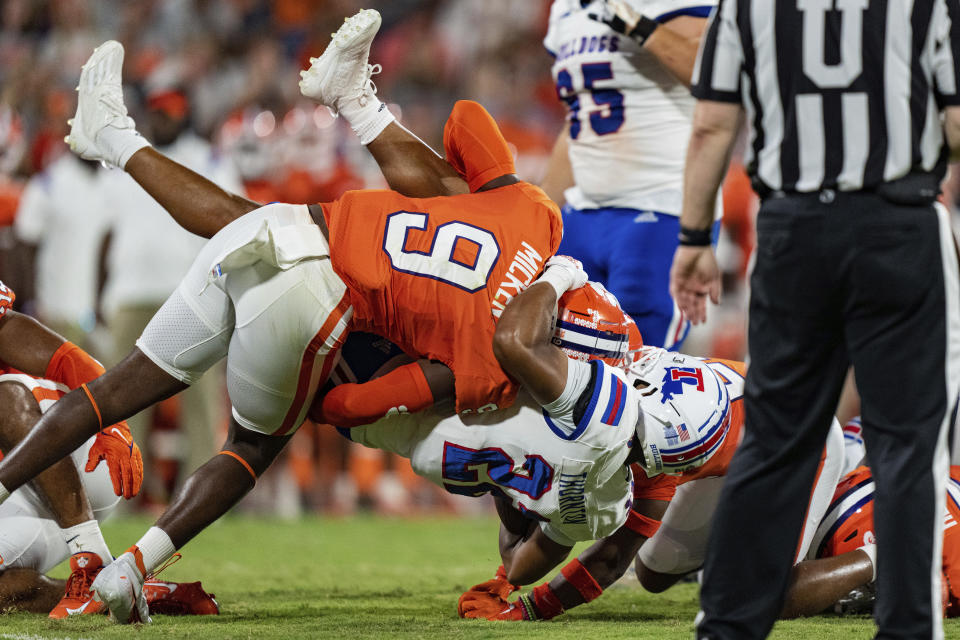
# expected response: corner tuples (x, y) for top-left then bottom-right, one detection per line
(382, 211), (500, 292)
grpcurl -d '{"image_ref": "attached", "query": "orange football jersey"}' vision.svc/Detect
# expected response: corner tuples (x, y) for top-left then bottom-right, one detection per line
(322, 182), (562, 413)
(815, 465), (960, 616)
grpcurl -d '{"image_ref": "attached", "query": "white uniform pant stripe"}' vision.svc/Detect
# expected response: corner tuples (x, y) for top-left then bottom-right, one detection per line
(932, 202), (960, 640)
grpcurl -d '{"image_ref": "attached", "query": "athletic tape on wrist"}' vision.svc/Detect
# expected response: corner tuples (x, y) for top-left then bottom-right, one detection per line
(218, 450), (257, 482)
(560, 559), (604, 603)
(537, 266), (576, 299)
(80, 383), (104, 431)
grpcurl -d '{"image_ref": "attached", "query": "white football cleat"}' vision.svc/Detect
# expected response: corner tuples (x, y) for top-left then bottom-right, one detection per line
(299, 9), (382, 113)
(91, 550), (151, 624)
(67, 40), (150, 169)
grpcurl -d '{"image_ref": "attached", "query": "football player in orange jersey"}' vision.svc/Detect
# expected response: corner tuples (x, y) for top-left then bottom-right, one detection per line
(0, 13), (562, 622)
(776, 428), (960, 620)
(0, 281), (216, 618)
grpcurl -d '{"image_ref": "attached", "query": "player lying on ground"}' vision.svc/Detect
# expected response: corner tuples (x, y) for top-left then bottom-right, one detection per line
(0, 13), (563, 622)
(779, 423), (960, 619)
(0, 281), (217, 618)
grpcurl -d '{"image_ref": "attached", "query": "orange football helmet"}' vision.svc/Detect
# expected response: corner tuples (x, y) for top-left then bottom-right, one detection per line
(553, 281), (638, 367)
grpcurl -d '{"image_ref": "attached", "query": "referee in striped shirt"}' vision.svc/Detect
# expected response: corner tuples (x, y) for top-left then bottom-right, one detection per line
(668, 0), (960, 637)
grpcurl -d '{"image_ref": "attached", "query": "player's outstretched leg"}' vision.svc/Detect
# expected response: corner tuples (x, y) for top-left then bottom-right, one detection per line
(66, 40), (150, 170)
(67, 41), (257, 238)
(300, 9), (466, 197)
(92, 418), (289, 623)
(299, 9), (389, 141)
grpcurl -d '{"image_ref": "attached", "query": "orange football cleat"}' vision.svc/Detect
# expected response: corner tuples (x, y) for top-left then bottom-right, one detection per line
(48, 552), (106, 619)
(143, 580), (220, 616)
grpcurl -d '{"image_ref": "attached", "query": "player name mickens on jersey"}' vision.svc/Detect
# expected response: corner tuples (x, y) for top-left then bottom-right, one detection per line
(490, 241), (546, 318)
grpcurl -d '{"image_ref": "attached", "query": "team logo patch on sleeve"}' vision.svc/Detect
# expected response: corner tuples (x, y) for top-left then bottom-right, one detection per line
(660, 366), (704, 402)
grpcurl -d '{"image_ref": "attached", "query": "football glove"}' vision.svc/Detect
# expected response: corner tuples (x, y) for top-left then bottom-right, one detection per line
(458, 590), (527, 621)
(590, 0), (659, 46)
(85, 421), (143, 499)
(457, 565), (520, 617)
(459, 580), (566, 621)
(0, 281), (14, 317)
(537, 255), (589, 298)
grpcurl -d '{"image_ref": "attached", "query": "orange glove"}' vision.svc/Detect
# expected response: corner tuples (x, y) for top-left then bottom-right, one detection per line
(0, 281), (14, 317)
(459, 590), (524, 620)
(458, 566), (519, 617)
(461, 581), (566, 621)
(85, 421), (143, 499)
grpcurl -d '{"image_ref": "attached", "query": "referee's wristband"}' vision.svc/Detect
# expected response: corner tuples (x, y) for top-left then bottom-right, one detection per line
(678, 226), (713, 247)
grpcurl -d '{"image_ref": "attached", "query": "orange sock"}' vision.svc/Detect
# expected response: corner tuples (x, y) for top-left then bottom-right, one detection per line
(45, 342), (105, 389)
(321, 362), (434, 428)
(443, 100), (516, 192)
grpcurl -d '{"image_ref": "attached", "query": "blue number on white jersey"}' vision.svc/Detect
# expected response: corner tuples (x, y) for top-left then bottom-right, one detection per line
(555, 62), (625, 138)
(441, 442), (554, 500)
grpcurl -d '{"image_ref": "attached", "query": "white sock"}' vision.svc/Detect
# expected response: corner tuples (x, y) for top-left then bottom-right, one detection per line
(338, 95), (395, 145)
(0, 481), (9, 503)
(62, 520), (112, 565)
(858, 542), (877, 581)
(135, 526), (177, 575)
(95, 125), (151, 169)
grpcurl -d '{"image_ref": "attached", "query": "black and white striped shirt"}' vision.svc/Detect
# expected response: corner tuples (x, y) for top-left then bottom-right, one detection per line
(692, 0), (960, 194)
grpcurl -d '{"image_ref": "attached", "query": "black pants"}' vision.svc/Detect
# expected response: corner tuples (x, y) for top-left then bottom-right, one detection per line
(697, 192), (959, 639)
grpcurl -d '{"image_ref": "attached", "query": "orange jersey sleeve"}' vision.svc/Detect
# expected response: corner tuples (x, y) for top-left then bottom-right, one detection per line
(323, 183), (562, 413)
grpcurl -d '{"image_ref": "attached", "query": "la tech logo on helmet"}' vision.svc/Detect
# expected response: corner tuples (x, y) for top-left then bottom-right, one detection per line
(660, 367), (704, 403)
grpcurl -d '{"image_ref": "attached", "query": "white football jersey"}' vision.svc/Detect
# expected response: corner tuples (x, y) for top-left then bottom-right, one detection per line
(544, 0), (717, 214)
(351, 360), (637, 545)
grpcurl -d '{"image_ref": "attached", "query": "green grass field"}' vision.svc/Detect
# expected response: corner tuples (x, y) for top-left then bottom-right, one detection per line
(1, 514), (954, 639)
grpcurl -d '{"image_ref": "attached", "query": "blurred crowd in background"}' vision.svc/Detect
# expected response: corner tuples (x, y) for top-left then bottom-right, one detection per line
(0, 0), (766, 517)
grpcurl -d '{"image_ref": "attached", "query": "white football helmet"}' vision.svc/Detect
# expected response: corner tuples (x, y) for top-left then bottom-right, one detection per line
(627, 347), (731, 476)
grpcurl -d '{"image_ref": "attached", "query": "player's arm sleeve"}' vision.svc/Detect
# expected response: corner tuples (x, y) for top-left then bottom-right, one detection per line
(542, 1), (566, 57)
(541, 358), (594, 419)
(690, 0), (744, 103)
(319, 362), (436, 427)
